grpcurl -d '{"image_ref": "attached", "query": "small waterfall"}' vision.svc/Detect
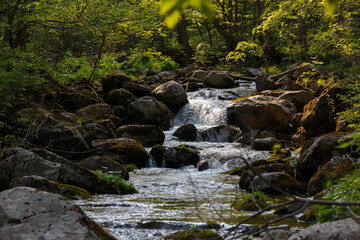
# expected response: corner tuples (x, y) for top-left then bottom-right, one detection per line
(161, 155), (166, 168)
(146, 156), (157, 168)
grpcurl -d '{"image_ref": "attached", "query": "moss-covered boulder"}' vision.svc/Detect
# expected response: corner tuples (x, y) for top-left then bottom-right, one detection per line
(152, 80), (188, 112)
(10, 175), (91, 200)
(32, 86), (57, 108)
(173, 124), (198, 141)
(249, 172), (306, 194)
(253, 137), (281, 151)
(307, 156), (355, 196)
(122, 81), (154, 97)
(150, 144), (166, 167)
(126, 97), (174, 130)
(92, 138), (149, 168)
(164, 145), (200, 168)
(116, 124), (165, 147)
(75, 103), (113, 121)
(0, 187), (117, 240)
(107, 88), (136, 106)
(79, 156), (129, 180)
(164, 229), (223, 240)
(59, 89), (98, 111)
(297, 132), (347, 182)
(101, 72), (133, 93)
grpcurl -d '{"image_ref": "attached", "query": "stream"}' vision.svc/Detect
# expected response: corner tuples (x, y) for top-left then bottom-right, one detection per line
(76, 81), (307, 239)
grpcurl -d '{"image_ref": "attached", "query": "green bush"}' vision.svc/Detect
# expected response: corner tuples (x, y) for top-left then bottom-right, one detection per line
(316, 168), (360, 223)
(94, 169), (137, 194)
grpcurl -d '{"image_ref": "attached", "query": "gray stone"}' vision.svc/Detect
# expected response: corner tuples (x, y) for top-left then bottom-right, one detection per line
(152, 80), (188, 112)
(204, 71), (234, 88)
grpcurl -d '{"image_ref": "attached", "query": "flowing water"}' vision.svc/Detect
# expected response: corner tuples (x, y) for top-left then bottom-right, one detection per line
(76, 80), (306, 239)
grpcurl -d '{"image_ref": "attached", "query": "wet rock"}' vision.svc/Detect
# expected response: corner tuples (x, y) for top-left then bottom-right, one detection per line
(152, 80), (188, 112)
(197, 160), (210, 171)
(75, 103), (113, 121)
(200, 125), (241, 142)
(92, 138), (149, 168)
(116, 124), (165, 147)
(101, 72), (133, 93)
(234, 95), (297, 134)
(173, 124), (198, 141)
(126, 97), (174, 130)
(249, 172), (306, 194)
(288, 217), (360, 240)
(0, 148), (120, 194)
(244, 68), (266, 77)
(10, 175), (91, 200)
(107, 88), (136, 106)
(255, 75), (276, 92)
(263, 229), (293, 240)
(278, 90), (316, 112)
(0, 187), (116, 240)
(307, 156), (355, 195)
(150, 145), (166, 167)
(204, 71), (234, 88)
(297, 132), (347, 182)
(164, 229), (223, 240)
(253, 137), (281, 151)
(79, 156), (129, 180)
(122, 81), (154, 97)
(191, 69), (208, 79)
(165, 145), (200, 168)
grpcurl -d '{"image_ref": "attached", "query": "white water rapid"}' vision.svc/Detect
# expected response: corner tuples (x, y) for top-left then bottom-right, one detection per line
(76, 81), (305, 240)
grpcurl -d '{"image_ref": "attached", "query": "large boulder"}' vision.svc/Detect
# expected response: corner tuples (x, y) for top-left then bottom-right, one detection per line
(164, 145), (200, 168)
(92, 138), (149, 168)
(307, 156), (355, 195)
(199, 125), (241, 142)
(59, 89), (98, 112)
(191, 70), (208, 79)
(11, 175), (91, 200)
(0, 148), (120, 194)
(288, 217), (360, 240)
(75, 103), (113, 121)
(0, 187), (116, 240)
(126, 97), (174, 130)
(255, 75), (276, 92)
(107, 88), (136, 106)
(101, 72), (133, 93)
(150, 145), (166, 167)
(278, 90), (316, 112)
(122, 81), (154, 97)
(297, 132), (347, 182)
(79, 156), (129, 180)
(173, 124), (198, 141)
(204, 71), (234, 88)
(234, 95), (297, 133)
(116, 124), (165, 147)
(253, 137), (281, 151)
(152, 80), (188, 112)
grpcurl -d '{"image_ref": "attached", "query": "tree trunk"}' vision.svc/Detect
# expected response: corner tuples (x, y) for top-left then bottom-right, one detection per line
(176, 15), (192, 63)
(211, 17), (237, 52)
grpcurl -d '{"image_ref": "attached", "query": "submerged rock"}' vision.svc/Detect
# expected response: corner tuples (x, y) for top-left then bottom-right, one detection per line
(0, 187), (117, 240)
(197, 160), (210, 171)
(150, 144), (166, 167)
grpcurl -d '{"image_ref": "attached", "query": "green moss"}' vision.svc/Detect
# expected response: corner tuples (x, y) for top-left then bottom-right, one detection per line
(164, 229), (223, 240)
(175, 144), (200, 154)
(233, 190), (268, 211)
(58, 183), (92, 200)
(222, 166), (246, 176)
(94, 169), (138, 194)
(123, 163), (138, 172)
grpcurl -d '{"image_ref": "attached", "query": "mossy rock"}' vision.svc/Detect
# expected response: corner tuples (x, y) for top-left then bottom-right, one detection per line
(164, 229), (223, 240)
(233, 198), (268, 211)
(150, 144), (166, 167)
(299, 204), (318, 222)
(123, 163), (139, 172)
(11, 175), (91, 200)
(222, 166), (246, 176)
(164, 145), (200, 168)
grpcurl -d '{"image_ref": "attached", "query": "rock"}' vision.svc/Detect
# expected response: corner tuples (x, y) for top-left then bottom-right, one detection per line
(0, 148), (121, 194)
(101, 72), (133, 93)
(0, 187), (116, 240)
(249, 172), (306, 194)
(291, 113), (303, 130)
(255, 75), (276, 92)
(75, 103), (113, 121)
(92, 138), (149, 168)
(191, 70), (208, 79)
(173, 124), (198, 141)
(288, 217), (360, 240)
(263, 229), (293, 240)
(297, 132), (347, 182)
(204, 71), (234, 88)
(244, 68), (266, 77)
(152, 80), (188, 112)
(164, 145), (200, 168)
(279, 90), (316, 112)
(276, 76), (306, 91)
(234, 95), (297, 133)
(81, 122), (115, 142)
(200, 125), (241, 142)
(79, 156), (129, 180)
(10, 175), (91, 200)
(122, 81), (154, 97)
(307, 156), (355, 195)
(113, 105), (127, 118)
(253, 137), (281, 151)
(197, 160), (210, 171)
(126, 97), (174, 130)
(145, 70), (177, 83)
(150, 145), (166, 167)
(9, 108), (90, 155)
(32, 86), (57, 108)
(164, 229), (223, 240)
(292, 126), (307, 145)
(107, 88), (136, 106)
(59, 90), (98, 111)
(116, 124), (165, 147)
